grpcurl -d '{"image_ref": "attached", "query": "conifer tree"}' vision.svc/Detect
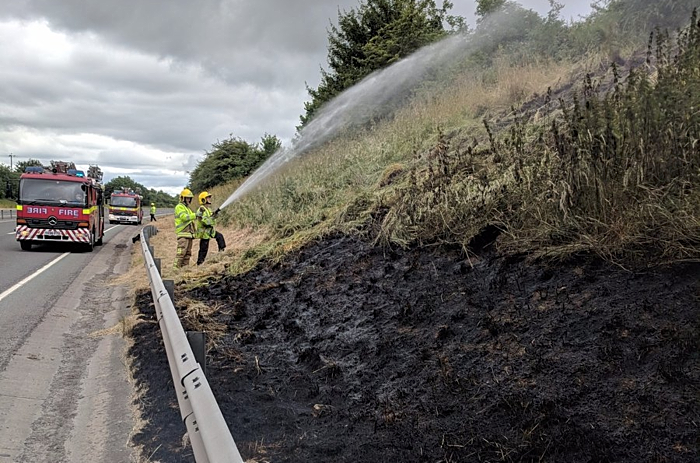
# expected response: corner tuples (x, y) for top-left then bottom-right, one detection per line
(475, 0), (507, 20)
(300, 0), (459, 129)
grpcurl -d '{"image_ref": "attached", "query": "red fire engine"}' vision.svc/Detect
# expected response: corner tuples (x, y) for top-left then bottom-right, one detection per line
(15, 161), (105, 252)
(108, 187), (143, 225)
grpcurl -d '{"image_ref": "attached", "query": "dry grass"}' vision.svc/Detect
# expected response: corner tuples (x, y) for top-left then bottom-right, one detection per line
(89, 314), (141, 339)
(140, 211), (272, 287)
(431, 54), (573, 125)
(108, 245), (151, 293)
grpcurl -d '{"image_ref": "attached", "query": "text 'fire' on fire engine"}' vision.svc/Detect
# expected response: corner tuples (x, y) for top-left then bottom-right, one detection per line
(15, 161), (105, 252)
(108, 187), (143, 225)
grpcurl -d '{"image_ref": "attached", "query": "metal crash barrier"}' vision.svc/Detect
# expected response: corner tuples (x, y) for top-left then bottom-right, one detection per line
(0, 209), (16, 220)
(139, 225), (244, 463)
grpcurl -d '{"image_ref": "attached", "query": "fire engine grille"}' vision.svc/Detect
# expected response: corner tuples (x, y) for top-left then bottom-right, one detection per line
(112, 211), (136, 217)
(25, 219), (79, 230)
(16, 225), (90, 243)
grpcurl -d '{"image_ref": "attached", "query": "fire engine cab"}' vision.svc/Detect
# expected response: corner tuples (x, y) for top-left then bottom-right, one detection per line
(108, 187), (143, 225)
(15, 161), (105, 252)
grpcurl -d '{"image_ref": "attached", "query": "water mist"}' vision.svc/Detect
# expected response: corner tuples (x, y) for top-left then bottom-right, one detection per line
(219, 11), (526, 211)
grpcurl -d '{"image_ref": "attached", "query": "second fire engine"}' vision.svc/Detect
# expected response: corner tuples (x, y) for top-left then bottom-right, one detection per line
(108, 187), (143, 225)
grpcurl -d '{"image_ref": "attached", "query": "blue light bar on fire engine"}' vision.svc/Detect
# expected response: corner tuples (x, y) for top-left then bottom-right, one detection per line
(67, 169), (86, 177)
(25, 167), (43, 173)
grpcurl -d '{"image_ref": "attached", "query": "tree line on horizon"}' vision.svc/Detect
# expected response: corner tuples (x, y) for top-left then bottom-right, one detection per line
(0, 159), (178, 207)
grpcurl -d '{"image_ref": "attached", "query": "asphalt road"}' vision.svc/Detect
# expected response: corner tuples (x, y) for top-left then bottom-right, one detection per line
(0, 216), (141, 462)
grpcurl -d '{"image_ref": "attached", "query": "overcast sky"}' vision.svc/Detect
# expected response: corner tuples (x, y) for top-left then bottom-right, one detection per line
(0, 1), (592, 196)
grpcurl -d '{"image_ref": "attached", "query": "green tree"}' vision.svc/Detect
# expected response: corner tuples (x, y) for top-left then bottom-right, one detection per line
(14, 159), (43, 173)
(0, 163), (19, 200)
(104, 176), (177, 207)
(104, 176), (144, 199)
(589, 0), (695, 34)
(300, 0), (459, 128)
(189, 134), (281, 192)
(260, 133), (283, 157)
(475, 0), (507, 19)
(145, 188), (178, 207)
(469, 1), (546, 62)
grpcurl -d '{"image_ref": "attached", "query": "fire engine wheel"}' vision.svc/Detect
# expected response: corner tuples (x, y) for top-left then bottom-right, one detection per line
(20, 241), (32, 251)
(84, 230), (95, 252)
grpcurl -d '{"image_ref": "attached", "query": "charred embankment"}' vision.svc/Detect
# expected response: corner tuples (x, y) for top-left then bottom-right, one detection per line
(130, 235), (699, 462)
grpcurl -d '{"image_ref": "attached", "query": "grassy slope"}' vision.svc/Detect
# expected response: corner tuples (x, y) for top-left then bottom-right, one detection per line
(150, 5), (700, 289)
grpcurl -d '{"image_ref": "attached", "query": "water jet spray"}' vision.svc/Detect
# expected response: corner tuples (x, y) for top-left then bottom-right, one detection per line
(216, 11), (528, 212)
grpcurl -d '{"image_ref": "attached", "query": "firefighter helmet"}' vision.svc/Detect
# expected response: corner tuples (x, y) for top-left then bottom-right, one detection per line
(151, 203), (155, 206)
(180, 188), (194, 201)
(199, 191), (212, 205)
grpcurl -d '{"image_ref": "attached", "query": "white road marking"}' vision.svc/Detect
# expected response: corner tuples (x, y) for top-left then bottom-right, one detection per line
(0, 253), (70, 302)
(1, 224), (121, 300)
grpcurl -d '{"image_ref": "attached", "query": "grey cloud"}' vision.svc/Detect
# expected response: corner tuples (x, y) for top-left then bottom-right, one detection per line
(1, 0), (360, 87)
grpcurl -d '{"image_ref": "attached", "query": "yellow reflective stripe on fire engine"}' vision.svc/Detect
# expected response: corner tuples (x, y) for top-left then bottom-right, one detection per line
(83, 206), (97, 215)
(16, 205), (22, 211)
(111, 206), (138, 211)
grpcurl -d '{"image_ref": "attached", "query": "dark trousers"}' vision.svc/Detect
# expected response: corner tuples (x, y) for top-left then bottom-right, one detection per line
(196, 232), (226, 265)
(150, 214), (157, 221)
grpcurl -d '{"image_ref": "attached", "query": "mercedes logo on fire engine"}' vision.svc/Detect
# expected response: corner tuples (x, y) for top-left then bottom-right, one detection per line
(48, 216), (58, 226)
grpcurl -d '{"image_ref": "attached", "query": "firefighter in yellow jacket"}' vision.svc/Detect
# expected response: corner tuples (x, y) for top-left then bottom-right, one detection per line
(196, 191), (226, 265)
(173, 188), (197, 268)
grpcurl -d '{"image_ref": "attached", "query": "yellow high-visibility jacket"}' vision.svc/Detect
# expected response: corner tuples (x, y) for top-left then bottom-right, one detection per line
(174, 202), (196, 238)
(195, 206), (216, 240)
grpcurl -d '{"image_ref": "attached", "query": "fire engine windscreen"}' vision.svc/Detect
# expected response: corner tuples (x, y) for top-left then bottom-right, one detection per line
(110, 196), (138, 208)
(20, 179), (86, 206)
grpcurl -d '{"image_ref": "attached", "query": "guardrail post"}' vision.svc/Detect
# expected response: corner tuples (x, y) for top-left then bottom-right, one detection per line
(164, 279), (175, 302)
(186, 331), (207, 376)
